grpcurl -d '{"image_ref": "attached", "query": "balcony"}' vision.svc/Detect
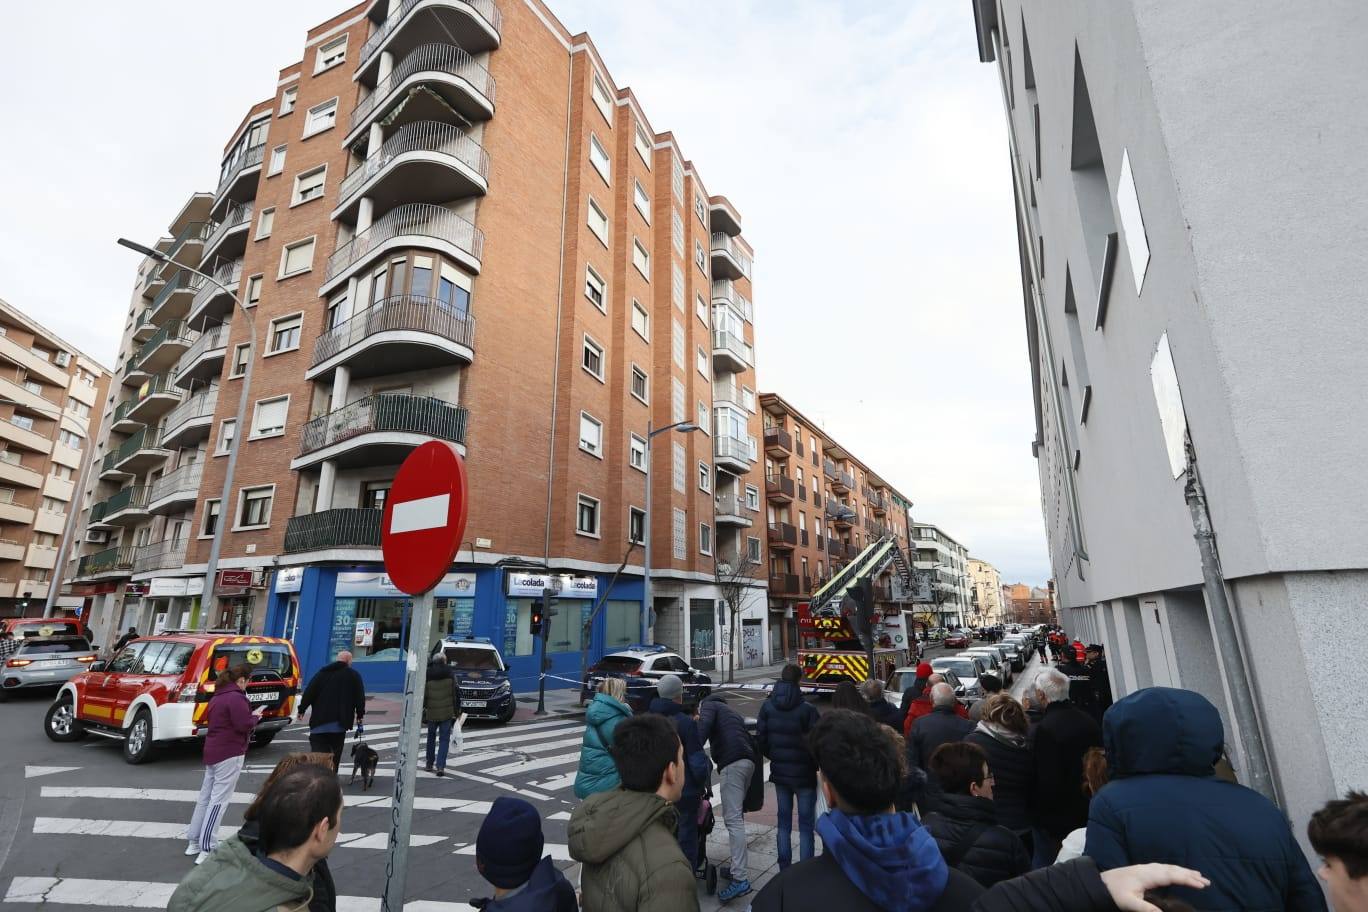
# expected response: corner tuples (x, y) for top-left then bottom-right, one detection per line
(765, 473), (794, 503)
(712, 328), (753, 373)
(101, 486), (150, 527)
(763, 427), (792, 457)
(132, 309), (157, 343)
(871, 494), (887, 516)
(709, 197), (743, 237)
(347, 43), (496, 147)
(714, 493), (752, 527)
(76, 545), (136, 580)
(831, 468), (852, 493)
(769, 573), (800, 597)
(0, 416), (52, 455)
(110, 397), (144, 434)
(199, 202), (253, 269)
(124, 374), (183, 425)
(214, 144), (266, 215)
(710, 233), (752, 281)
(0, 538), (23, 561)
(134, 319), (195, 374)
(0, 499), (35, 525)
(711, 279), (753, 323)
(133, 537), (188, 574)
(101, 426), (170, 478)
(24, 543), (58, 571)
(308, 295), (475, 381)
(713, 432), (756, 473)
(767, 522), (797, 551)
(0, 333), (68, 387)
(357, 0), (501, 85)
(159, 386), (218, 449)
(187, 260), (242, 331)
(176, 322), (231, 389)
(822, 458), (837, 481)
(827, 501), (855, 528)
(334, 121), (489, 224)
(0, 375), (62, 419)
(0, 455), (42, 489)
(322, 203), (483, 295)
(284, 508), (381, 554)
(149, 269), (204, 326)
(292, 393), (468, 471)
(826, 537), (843, 557)
(148, 461), (203, 515)
(158, 221), (211, 278)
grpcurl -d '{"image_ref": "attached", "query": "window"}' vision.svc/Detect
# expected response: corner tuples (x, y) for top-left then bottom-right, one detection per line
(584, 265), (606, 312)
(699, 523), (712, 556)
(632, 239), (649, 278)
(745, 484), (760, 510)
(588, 135), (610, 182)
(246, 275), (263, 306)
(630, 366), (648, 403)
(291, 166), (326, 205)
(576, 494), (600, 537)
(671, 377), (685, 424)
(695, 240), (707, 273)
(697, 401), (709, 434)
(581, 335), (604, 381)
(9, 414), (34, 431)
(587, 197), (609, 244)
(303, 98), (338, 137)
(634, 123), (652, 165)
(251, 397), (289, 438)
(696, 294), (708, 326)
(280, 238), (316, 278)
(629, 434), (647, 471)
(268, 314), (303, 354)
(215, 419), (236, 455)
(671, 263), (684, 309)
(237, 486), (274, 528)
(230, 344), (251, 378)
(672, 319), (684, 368)
(361, 481), (390, 510)
(672, 211), (684, 255)
(50, 464), (72, 481)
(629, 507), (645, 544)
(631, 299), (649, 339)
(256, 207), (274, 240)
(590, 73), (613, 122)
(696, 346), (709, 377)
(698, 463), (711, 493)
(672, 442), (686, 494)
(324, 295), (345, 330)
(742, 387), (756, 412)
(633, 181), (651, 222)
(1116, 149), (1150, 294)
(578, 412), (602, 457)
(672, 508), (686, 560)
(746, 536), (761, 563)
(200, 499), (221, 536)
(279, 86), (297, 116)
(695, 194), (707, 226)
(315, 36), (347, 73)
(41, 496), (64, 513)
(268, 145), (286, 176)
(58, 430), (82, 449)
(671, 156), (684, 201)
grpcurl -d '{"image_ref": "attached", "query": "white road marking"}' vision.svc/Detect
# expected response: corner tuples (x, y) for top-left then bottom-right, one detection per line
(480, 751), (581, 777)
(527, 772), (577, 791)
(31, 818), (445, 849)
(548, 811), (572, 821)
(3, 877), (476, 910)
(453, 841), (572, 862)
(24, 766), (79, 779)
(41, 786), (489, 814)
(367, 722), (585, 753)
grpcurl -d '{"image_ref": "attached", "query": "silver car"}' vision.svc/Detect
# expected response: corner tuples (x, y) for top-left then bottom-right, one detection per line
(1, 636), (98, 699)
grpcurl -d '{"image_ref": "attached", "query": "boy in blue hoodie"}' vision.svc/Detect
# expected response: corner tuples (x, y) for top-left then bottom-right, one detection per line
(751, 709), (983, 912)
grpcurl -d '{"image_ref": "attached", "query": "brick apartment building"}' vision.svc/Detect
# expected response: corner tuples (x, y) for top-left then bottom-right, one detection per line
(757, 393), (915, 660)
(1002, 581), (1055, 626)
(63, 0), (766, 691)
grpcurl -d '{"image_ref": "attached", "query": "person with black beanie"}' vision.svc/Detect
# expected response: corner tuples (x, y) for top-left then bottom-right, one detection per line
(474, 797), (577, 911)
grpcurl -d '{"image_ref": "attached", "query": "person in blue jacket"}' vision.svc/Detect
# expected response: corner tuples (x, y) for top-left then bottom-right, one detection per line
(648, 673), (711, 870)
(1086, 686), (1326, 912)
(574, 677), (632, 799)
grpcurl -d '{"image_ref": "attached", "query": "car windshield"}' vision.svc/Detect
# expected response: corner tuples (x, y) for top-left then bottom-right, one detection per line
(597, 656), (643, 673)
(444, 646), (503, 671)
(934, 658), (978, 679)
(18, 638), (91, 654)
(206, 643), (294, 680)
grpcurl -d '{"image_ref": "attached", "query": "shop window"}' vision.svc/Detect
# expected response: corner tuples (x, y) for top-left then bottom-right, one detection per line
(605, 600), (639, 650)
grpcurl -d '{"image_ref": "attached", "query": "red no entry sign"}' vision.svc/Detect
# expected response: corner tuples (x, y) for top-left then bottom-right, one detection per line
(381, 440), (469, 595)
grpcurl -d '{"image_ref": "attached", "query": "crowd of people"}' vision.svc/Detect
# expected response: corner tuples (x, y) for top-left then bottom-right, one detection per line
(165, 641), (1367, 912)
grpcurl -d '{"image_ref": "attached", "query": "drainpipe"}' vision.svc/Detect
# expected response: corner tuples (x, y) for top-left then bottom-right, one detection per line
(542, 52), (574, 569)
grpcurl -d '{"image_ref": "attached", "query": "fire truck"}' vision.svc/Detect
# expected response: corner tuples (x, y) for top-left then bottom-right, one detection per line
(797, 536), (915, 690)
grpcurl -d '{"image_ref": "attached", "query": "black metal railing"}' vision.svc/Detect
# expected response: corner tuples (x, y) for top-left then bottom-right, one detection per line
(311, 295), (475, 367)
(359, 0), (502, 69)
(284, 508), (382, 553)
(325, 203), (483, 283)
(77, 545), (136, 577)
(338, 121), (490, 206)
(350, 43), (495, 131)
(298, 394), (469, 457)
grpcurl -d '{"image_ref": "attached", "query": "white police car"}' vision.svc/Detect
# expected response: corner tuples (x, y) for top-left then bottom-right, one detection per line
(584, 644), (712, 712)
(433, 636), (516, 724)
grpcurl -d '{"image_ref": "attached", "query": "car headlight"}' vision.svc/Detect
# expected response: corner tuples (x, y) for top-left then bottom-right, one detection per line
(492, 681), (511, 696)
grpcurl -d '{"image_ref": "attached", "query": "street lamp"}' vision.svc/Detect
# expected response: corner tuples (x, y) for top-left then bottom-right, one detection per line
(641, 420), (699, 643)
(117, 238), (257, 632)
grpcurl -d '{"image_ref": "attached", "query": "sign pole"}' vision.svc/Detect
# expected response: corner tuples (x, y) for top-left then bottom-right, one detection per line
(381, 587), (435, 912)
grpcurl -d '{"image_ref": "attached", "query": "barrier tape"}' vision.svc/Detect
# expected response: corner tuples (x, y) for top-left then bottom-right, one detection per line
(538, 671), (825, 695)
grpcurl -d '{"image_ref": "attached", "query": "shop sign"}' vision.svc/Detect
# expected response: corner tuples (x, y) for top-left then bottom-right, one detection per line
(148, 577), (205, 598)
(274, 567), (304, 594)
(506, 572), (597, 599)
(354, 619), (375, 648)
(216, 569), (254, 591)
(335, 571), (476, 598)
(124, 582), (150, 597)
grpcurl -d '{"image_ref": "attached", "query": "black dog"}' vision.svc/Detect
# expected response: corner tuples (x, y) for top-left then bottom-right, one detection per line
(350, 740), (379, 791)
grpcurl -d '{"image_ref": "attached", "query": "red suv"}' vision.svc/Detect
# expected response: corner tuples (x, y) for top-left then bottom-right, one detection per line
(44, 632), (300, 763)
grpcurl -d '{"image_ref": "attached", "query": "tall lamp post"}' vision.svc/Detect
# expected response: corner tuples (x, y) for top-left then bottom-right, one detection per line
(116, 238), (257, 632)
(641, 420), (698, 643)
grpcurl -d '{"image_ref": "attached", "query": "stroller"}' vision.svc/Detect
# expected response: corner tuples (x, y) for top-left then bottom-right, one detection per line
(694, 792), (719, 894)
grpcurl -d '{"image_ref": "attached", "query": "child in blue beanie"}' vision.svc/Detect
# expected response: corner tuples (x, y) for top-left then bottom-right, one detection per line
(474, 797), (578, 911)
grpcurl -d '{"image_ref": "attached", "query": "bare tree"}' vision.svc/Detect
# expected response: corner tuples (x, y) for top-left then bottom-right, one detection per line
(714, 550), (762, 683)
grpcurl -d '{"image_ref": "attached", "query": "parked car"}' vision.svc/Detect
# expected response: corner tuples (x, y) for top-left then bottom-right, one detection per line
(931, 655), (987, 699)
(434, 635), (515, 723)
(961, 647), (1010, 685)
(976, 644), (1018, 682)
(887, 665), (965, 701)
(1, 636), (99, 700)
(1, 617), (87, 641)
(943, 630), (972, 649)
(584, 644), (712, 712)
(43, 632), (299, 764)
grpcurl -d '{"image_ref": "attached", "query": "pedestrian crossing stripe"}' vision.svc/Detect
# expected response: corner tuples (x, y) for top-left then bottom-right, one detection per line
(1, 877), (479, 910)
(453, 841), (573, 862)
(40, 786), (492, 814)
(30, 818), (447, 849)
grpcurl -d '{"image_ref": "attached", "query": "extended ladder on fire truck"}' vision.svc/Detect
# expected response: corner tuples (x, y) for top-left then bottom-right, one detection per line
(809, 535), (913, 616)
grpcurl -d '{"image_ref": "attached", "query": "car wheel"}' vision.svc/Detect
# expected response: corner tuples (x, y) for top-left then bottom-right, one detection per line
(123, 709), (154, 764)
(496, 701), (516, 725)
(0, 688), (9, 703)
(44, 695), (86, 742)
(251, 731), (277, 747)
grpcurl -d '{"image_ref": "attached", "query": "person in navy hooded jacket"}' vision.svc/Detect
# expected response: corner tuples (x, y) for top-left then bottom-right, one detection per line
(1087, 686), (1325, 912)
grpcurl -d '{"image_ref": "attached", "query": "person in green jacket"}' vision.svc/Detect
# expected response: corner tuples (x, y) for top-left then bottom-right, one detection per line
(574, 677), (632, 799)
(170, 764), (343, 912)
(423, 656), (462, 776)
(569, 713), (699, 912)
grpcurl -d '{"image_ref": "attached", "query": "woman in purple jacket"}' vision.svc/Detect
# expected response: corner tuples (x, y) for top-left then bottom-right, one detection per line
(185, 663), (261, 864)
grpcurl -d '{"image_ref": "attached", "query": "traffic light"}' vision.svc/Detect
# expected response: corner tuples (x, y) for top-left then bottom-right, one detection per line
(529, 600), (544, 635)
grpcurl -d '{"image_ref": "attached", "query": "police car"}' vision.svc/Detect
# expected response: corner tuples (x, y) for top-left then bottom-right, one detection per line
(583, 644), (712, 712)
(433, 636), (516, 724)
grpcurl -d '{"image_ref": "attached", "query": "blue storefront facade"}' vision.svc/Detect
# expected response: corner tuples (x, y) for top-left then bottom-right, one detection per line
(264, 563), (644, 693)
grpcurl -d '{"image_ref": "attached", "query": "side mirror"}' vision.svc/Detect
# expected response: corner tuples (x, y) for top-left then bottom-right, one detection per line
(89, 661), (107, 673)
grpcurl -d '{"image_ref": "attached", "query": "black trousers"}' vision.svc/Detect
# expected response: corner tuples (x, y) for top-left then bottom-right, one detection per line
(309, 731), (347, 772)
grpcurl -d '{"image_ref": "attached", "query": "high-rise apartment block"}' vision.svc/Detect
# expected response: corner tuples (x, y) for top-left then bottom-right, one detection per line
(911, 522), (971, 628)
(757, 393), (915, 659)
(0, 300), (109, 619)
(64, 0), (766, 690)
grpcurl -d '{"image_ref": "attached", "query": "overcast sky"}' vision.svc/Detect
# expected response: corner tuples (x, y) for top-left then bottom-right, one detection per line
(0, 1), (1049, 584)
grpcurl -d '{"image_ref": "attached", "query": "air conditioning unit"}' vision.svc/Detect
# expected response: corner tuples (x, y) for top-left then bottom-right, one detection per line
(54, 351), (71, 367)
(85, 529), (109, 544)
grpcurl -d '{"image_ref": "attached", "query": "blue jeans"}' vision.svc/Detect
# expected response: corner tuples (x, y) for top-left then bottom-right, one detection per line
(426, 719), (452, 770)
(676, 795), (700, 870)
(774, 784), (816, 869)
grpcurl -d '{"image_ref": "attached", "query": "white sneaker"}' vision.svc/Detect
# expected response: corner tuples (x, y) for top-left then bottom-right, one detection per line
(184, 843), (200, 857)
(195, 852), (209, 865)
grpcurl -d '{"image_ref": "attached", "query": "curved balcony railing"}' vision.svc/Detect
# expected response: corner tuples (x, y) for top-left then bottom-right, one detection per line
(711, 279), (753, 322)
(178, 321), (230, 372)
(284, 508), (381, 553)
(159, 387), (218, 444)
(710, 232), (753, 278)
(311, 295), (474, 368)
(216, 143), (266, 197)
(350, 43), (496, 132)
(134, 319), (195, 369)
(164, 221), (211, 263)
(149, 461), (203, 506)
(201, 202), (253, 258)
(360, 0), (502, 71)
(299, 393), (468, 457)
(325, 203), (483, 284)
(715, 433), (757, 465)
(189, 261), (242, 325)
(712, 329), (753, 368)
(337, 121), (490, 207)
(150, 270), (206, 322)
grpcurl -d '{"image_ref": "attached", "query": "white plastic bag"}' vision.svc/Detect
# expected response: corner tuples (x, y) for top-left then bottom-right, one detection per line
(451, 713), (465, 754)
